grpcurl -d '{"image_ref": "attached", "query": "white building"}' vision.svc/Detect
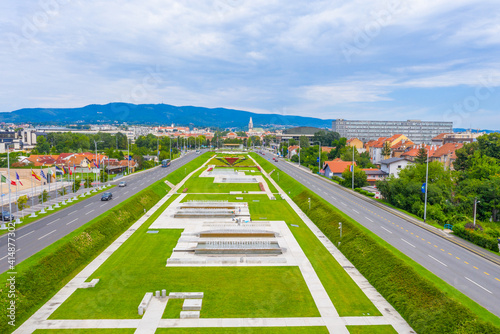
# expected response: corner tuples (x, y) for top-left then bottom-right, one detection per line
(379, 157), (413, 178)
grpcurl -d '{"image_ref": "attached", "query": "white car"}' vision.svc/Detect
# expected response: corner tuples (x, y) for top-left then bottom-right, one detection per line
(119, 181), (127, 187)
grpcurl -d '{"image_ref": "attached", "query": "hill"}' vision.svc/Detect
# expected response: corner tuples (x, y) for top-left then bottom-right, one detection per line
(0, 103), (333, 129)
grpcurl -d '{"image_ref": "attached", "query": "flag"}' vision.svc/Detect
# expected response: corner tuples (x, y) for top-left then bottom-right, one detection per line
(56, 165), (65, 175)
(31, 169), (41, 181)
(350, 164), (354, 172)
(10, 179), (16, 186)
(63, 166), (69, 175)
(0, 173), (6, 183)
(15, 172), (23, 186)
(40, 170), (47, 180)
(421, 183), (426, 194)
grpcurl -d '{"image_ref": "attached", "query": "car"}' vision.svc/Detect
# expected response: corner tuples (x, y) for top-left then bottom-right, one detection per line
(119, 181), (127, 187)
(0, 211), (14, 221)
(101, 192), (113, 201)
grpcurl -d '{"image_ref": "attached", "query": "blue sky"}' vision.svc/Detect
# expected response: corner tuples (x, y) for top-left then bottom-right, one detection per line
(1, 0), (499, 129)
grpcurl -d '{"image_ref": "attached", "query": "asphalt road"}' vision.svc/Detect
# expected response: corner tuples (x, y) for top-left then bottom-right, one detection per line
(263, 151), (500, 318)
(0, 151), (200, 274)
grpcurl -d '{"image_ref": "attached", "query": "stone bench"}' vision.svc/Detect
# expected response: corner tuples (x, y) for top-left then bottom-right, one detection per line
(183, 299), (202, 311)
(138, 292), (153, 315)
(169, 292), (204, 299)
(81, 279), (99, 289)
(180, 311), (200, 319)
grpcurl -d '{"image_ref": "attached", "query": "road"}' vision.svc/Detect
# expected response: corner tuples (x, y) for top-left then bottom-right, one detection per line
(0, 152), (200, 274)
(263, 151), (500, 318)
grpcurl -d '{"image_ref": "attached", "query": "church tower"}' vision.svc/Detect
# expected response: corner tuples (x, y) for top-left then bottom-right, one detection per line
(248, 117), (253, 131)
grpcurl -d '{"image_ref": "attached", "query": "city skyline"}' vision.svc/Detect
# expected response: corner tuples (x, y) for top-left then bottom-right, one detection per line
(1, 0), (499, 129)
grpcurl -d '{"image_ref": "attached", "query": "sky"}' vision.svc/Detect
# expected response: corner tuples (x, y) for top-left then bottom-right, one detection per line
(1, 0), (500, 129)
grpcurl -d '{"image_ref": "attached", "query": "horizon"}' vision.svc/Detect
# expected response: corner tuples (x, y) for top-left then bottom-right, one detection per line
(2, 1), (500, 129)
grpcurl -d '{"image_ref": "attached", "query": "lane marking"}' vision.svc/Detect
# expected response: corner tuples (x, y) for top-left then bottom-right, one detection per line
(456, 257), (460, 260)
(18, 230), (34, 239)
(473, 266), (479, 270)
(124, 191), (129, 195)
(352, 209), (359, 214)
(401, 238), (416, 248)
(38, 229), (57, 240)
(100, 203), (107, 207)
(428, 255), (448, 267)
(484, 272), (490, 276)
(464, 261), (469, 264)
(341, 202), (346, 206)
(85, 210), (95, 215)
(380, 226), (392, 234)
(47, 218), (60, 226)
(84, 203), (92, 208)
(66, 218), (78, 225)
(465, 277), (492, 294)
(365, 216), (373, 222)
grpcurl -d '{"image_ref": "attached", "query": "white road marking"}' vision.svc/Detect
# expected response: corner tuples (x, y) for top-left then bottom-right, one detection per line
(401, 238), (416, 248)
(68, 210), (77, 215)
(84, 203), (92, 208)
(428, 255), (448, 267)
(365, 216), (374, 222)
(66, 218), (78, 225)
(124, 191), (129, 195)
(352, 209), (360, 214)
(85, 210), (94, 215)
(47, 218), (60, 226)
(18, 231), (34, 239)
(100, 203), (107, 207)
(38, 229), (57, 240)
(465, 277), (492, 294)
(380, 226), (392, 234)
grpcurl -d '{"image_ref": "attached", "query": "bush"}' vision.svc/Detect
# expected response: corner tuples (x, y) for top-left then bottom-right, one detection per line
(0, 179), (170, 333)
(354, 188), (362, 192)
(453, 223), (499, 252)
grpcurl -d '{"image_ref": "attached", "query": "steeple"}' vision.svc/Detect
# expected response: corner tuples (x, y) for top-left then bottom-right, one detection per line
(248, 117), (253, 131)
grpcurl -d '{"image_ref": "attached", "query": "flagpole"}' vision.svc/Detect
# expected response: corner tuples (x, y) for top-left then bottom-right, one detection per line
(8, 149), (12, 223)
(30, 169), (34, 215)
(1, 173), (3, 214)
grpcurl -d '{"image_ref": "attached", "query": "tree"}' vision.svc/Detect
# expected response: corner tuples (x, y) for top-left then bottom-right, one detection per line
(341, 166), (368, 188)
(454, 142), (478, 171)
(415, 147), (428, 164)
(73, 179), (81, 193)
(38, 190), (50, 203)
(58, 187), (68, 196)
(299, 136), (310, 148)
(312, 130), (340, 146)
(477, 133), (500, 160)
(17, 195), (29, 211)
(381, 141), (391, 159)
(35, 136), (50, 154)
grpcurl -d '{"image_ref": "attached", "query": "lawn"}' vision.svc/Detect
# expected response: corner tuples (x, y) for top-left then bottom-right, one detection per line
(346, 325), (397, 334)
(166, 152), (213, 185)
(182, 194), (381, 317)
(155, 328), (329, 334)
(33, 330), (135, 334)
(50, 200), (319, 320)
(179, 169), (262, 193)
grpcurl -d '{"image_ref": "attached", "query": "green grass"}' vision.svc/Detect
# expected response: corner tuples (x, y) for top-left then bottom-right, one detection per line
(166, 152), (213, 185)
(182, 194), (381, 317)
(50, 196), (319, 319)
(155, 328), (329, 334)
(0, 186), (116, 236)
(373, 198), (443, 229)
(33, 330), (135, 334)
(250, 152), (500, 331)
(346, 325), (397, 334)
(179, 169), (261, 193)
(162, 298), (183, 318)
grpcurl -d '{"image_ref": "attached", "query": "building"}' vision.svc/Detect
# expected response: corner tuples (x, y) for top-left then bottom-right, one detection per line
(429, 143), (463, 170)
(431, 131), (484, 145)
(379, 157), (413, 178)
(248, 117), (253, 131)
(332, 119), (453, 144)
(362, 168), (388, 185)
(346, 138), (365, 152)
(279, 127), (325, 142)
(322, 159), (356, 178)
(369, 134), (409, 164)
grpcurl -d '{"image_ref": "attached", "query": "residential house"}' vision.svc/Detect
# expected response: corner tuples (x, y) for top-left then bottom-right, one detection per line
(401, 144), (438, 162)
(362, 168), (388, 186)
(287, 145), (300, 158)
(347, 138), (365, 152)
(430, 143), (463, 170)
(143, 155), (159, 163)
(322, 158), (356, 178)
(391, 139), (415, 158)
(379, 157), (413, 178)
(370, 134), (410, 164)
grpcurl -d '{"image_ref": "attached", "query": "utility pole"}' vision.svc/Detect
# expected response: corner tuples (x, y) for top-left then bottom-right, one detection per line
(473, 197), (480, 227)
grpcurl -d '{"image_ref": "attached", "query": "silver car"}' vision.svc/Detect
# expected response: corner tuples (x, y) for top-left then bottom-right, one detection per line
(119, 181), (127, 187)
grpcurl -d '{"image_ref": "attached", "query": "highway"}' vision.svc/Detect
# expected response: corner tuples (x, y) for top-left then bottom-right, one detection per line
(263, 151), (500, 318)
(0, 152), (199, 274)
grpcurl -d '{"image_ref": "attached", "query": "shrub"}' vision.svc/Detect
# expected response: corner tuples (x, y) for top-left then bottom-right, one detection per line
(453, 223), (499, 252)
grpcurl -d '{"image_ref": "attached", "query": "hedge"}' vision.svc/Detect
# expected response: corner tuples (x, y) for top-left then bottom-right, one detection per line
(250, 153), (500, 334)
(453, 223), (499, 252)
(0, 179), (170, 334)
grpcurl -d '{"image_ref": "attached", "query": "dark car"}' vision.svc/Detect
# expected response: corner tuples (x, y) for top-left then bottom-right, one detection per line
(0, 211), (14, 221)
(101, 192), (113, 201)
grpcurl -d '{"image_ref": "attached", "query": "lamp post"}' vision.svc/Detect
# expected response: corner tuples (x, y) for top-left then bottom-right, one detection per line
(473, 198), (480, 227)
(127, 137), (130, 175)
(352, 145), (355, 190)
(308, 197), (311, 210)
(93, 140), (103, 190)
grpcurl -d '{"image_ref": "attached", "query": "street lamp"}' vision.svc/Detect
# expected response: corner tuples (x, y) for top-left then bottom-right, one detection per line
(308, 197), (311, 210)
(423, 147), (430, 223)
(473, 198), (480, 227)
(93, 140), (103, 191)
(338, 222), (342, 246)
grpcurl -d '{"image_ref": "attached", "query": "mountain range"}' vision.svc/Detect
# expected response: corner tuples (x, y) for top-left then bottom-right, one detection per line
(0, 103), (333, 129)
